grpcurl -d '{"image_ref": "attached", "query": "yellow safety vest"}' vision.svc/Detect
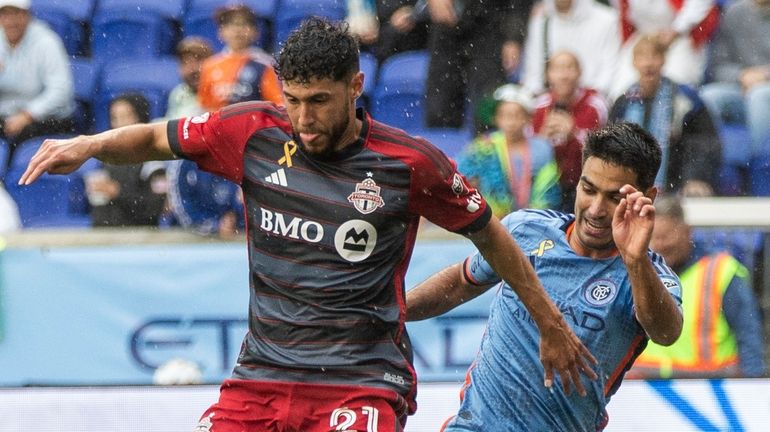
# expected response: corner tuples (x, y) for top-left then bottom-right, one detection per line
(632, 252), (746, 378)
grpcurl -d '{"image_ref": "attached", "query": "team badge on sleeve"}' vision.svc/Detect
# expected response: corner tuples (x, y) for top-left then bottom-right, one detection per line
(190, 112), (210, 124)
(660, 276), (681, 296)
(451, 173), (469, 195)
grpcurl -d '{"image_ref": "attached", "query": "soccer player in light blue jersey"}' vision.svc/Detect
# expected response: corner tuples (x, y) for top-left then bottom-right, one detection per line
(408, 122), (684, 431)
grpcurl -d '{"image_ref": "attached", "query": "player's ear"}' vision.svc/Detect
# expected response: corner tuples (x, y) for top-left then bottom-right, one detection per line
(646, 186), (658, 202)
(350, 71), (364, 99)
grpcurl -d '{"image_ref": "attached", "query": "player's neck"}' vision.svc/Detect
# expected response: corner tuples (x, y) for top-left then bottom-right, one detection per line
(335, 118), (363, 152)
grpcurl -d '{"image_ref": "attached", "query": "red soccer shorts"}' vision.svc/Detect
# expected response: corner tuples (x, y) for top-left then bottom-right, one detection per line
(194, 379), (409, 432)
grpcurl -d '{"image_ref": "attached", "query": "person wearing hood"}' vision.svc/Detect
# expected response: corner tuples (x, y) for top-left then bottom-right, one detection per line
(522, 0), (620, 97)
(0, 0), (75, 166)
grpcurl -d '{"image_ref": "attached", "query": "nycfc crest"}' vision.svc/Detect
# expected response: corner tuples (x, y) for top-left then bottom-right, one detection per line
(348, 177), (385, 215)
(582, 279), (618, 307)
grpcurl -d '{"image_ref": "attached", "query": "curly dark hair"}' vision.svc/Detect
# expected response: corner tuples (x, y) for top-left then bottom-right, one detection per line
(275, 16), (359, 84)
(583, 122), (662, 190)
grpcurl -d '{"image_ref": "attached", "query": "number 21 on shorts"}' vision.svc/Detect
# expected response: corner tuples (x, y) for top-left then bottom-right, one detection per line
(330, 406), (380, 431)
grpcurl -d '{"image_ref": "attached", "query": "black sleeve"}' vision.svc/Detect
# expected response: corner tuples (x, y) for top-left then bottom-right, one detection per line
(501, 0), (536, 45)
(680, 105), (722, 187)
(608, 95), (627, 124)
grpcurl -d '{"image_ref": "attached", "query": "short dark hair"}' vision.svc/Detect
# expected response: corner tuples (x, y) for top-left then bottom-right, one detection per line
(275, 16), (359, 84)
(111, 92), (151, 124)
(583, 122), (662, 190)
(176, 36), (213, 61)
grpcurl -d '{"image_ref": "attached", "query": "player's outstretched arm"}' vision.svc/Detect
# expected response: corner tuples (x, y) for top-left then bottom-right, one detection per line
(613, 185), (683, 346)
(19, 122), (173, 185)
(468, 217), (598, 396)
(406, 263), (491, 322)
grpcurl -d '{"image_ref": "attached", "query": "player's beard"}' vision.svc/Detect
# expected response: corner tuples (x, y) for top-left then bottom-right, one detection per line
(297, 104), (352, 159)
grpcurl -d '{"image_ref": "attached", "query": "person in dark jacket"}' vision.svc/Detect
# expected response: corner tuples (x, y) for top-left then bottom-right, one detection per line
(86, 93), (167, 226)
(609, 35), (721, 196)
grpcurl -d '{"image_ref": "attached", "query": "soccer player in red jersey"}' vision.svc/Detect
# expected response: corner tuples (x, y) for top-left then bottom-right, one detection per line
(19, 17), (596, 432)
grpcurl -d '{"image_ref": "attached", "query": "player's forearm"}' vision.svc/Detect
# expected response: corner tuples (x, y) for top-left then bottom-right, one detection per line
(626, 257), (683, 345)
(91, 122), (174, 165)
(469, 218), (565, 329)
(406, 263), (487, 321)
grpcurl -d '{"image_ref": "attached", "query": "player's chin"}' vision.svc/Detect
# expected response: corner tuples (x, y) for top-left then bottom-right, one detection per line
(303, 140), (333, 156)
(581, 230), (613, 250)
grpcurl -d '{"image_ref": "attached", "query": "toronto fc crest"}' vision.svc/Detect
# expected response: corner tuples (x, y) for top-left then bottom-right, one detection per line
(348, 177), (385, 215)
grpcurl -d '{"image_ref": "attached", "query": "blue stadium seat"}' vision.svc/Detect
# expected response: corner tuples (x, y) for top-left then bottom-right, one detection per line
(70, 57), (101, 134)
(371, 50), (430, 132)
(273, 0), (346, 48)
(183, 0), (277, 52)
(719, 123), (752, 167)
(411, 127), (473, 160)
(0, 138), (9, 181)
(358, 51), (377, 110)
(3, 136), (91, 228)
(91, 0), (186, 60)
(692, 228), (764, 273)
(717, 123), (752, 195)
(30, 0), (95, 56)
(749, 155), (770, 196)
(360, 51), (377, 97)
(94, 58), (181, 132)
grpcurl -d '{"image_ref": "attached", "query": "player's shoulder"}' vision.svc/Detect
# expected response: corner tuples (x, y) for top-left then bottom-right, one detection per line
(367, 118), (455, 175)
(217, 101), (289, 124)
(500, 209), (573, 232)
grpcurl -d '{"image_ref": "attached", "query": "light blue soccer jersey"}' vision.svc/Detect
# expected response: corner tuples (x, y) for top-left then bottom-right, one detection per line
(445, 209), (682, 432)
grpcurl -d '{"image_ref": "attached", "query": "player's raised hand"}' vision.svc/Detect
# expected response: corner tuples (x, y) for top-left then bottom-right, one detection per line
(540, 317), (598, 397)
(18, 135), (96, 185)
(612, 184), (656, 262)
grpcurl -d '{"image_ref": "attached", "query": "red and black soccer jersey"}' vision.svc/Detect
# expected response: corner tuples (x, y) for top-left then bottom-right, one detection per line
(167, 102), (491, 414)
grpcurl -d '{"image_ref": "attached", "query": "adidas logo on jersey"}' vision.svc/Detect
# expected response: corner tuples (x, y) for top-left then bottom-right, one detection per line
(264, 168), (288, 187)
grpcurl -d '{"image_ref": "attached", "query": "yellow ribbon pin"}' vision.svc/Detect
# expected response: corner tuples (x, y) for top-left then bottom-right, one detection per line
(279, 140), (297, 167)
(531, 239), (554, 257)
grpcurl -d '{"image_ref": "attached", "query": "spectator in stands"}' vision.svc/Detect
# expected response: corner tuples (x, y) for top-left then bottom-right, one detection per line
(0, 183), (20, 232)
(197, 4), (283, 111)
(532, 50), (608, 211)
(609, 35), (721, 197)
(522, 0), (620, 97)
(699, 0), (770, 159)
(163, 37), (213, 120)
(610, 0), (720, 99)
(424, 0), (535, 131)
(458, 84), (561, 218)
(352, 0), (429, 64)
(87, 93), (167, 227)
(166, 159), (244, 239)
(0, 0), (75, 165)
(630, 195), (766, 378)
(163, 37), (244, 239)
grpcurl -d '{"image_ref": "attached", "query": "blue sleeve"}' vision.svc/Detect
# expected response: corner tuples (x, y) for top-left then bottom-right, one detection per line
(722, 276), (766, 377)
(650, 253), (684, 310)
(463, 212), (526, 286)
